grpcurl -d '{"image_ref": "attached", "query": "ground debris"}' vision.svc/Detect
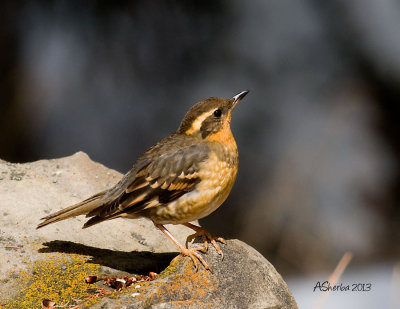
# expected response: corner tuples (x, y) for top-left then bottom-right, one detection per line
(85, 271), (158, 292)
(4, 245), (21, 249)
(41, 298), (56, 308)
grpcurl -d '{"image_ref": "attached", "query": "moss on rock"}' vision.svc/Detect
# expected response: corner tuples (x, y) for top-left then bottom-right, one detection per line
(6, 253), (100, 308)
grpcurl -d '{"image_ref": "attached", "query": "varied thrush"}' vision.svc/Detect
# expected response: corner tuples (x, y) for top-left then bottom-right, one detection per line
(37, 90), (249, 270)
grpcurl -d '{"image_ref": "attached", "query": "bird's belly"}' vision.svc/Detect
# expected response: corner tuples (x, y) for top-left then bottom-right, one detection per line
(150, 155), (238, 224)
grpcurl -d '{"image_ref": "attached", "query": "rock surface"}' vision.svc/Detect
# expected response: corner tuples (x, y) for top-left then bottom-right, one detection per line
(0, 152), (297, 308)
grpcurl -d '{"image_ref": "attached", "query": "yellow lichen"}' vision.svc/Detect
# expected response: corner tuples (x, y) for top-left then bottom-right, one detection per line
(4, 253), (217, 308)
(5, 253), (100, 309)
(138, 256), (216, 307)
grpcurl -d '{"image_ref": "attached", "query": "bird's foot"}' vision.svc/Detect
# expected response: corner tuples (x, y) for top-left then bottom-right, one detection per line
(154, 222), (211, 271)
(184, 223), (226, 259)
(173, 246), (210, 271)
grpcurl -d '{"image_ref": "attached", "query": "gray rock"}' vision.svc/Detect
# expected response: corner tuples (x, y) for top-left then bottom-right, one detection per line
(0, 152), (297, 308)
(88, 239), (297, 309)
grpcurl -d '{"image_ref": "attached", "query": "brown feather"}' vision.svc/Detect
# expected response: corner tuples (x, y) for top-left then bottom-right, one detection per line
(82, 143), (209, 225)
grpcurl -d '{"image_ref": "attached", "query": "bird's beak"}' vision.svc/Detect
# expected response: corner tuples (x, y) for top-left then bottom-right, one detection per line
(231, 90), (249, 109)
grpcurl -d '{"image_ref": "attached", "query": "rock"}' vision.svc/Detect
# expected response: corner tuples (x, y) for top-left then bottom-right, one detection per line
(87, 239), (297, 309)
(0, 152), (297, 308)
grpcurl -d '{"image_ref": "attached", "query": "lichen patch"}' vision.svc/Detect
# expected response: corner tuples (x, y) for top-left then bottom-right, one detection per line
(5, 253), (100, 308)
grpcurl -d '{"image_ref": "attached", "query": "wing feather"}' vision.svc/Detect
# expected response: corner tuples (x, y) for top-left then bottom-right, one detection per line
(83, 143), (209, 226)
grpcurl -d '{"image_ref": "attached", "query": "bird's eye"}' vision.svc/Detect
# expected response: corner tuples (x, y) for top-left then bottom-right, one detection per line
(213, 109), (222, 117)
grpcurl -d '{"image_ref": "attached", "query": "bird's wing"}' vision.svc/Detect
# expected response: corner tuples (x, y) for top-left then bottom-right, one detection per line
(83, 143), (210, 227)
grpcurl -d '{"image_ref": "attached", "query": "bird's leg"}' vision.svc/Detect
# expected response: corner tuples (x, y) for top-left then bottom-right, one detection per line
(183, 223), (226, 258)
(154, 223), (210, 270)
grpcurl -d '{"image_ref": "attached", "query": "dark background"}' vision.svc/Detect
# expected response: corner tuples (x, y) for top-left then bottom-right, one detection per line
(1, 1), (399, 306)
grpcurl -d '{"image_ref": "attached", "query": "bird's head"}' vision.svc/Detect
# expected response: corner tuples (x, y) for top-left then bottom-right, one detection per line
(177, 91), (249, 141)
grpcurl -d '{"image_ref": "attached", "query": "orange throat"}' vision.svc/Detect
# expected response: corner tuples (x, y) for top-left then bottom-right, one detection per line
(206, 122), (236, 149)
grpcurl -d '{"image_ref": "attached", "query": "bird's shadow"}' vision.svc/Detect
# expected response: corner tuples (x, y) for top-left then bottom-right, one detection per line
(39, 240), (178, 274)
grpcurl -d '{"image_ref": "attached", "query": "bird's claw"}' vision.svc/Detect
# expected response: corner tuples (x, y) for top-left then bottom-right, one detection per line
(185, 228), (225, 259)
(174, 246), (210, 271)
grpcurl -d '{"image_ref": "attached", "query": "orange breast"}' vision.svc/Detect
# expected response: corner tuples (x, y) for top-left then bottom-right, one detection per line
(151, 150), (238, 224)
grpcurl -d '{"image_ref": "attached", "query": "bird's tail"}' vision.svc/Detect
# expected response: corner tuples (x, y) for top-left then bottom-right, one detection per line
(36, 191), (107, 229)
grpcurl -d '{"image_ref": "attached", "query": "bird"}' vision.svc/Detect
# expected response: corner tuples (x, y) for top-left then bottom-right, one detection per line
(37, 90), (249, 270)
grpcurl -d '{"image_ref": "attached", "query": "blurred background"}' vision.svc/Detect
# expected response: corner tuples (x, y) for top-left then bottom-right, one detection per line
(1, 0), (399, 307)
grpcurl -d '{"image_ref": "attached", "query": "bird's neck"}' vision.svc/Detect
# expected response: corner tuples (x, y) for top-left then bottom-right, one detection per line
(206, 124), (237, 151)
